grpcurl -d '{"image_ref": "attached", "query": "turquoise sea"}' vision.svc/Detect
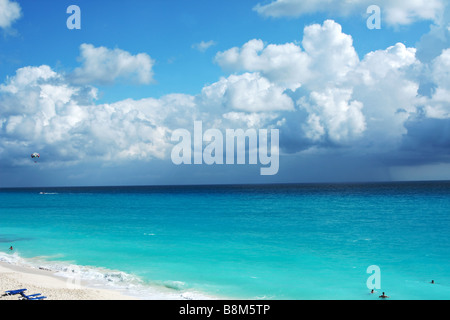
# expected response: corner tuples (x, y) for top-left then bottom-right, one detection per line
(1, 182), (449, 300)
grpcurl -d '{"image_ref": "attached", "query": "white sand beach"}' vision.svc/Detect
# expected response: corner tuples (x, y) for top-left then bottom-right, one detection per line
(0, 262), (136, 300)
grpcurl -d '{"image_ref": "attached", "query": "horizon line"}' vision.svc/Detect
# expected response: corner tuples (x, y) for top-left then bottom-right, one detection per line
(1, 179), (449, 190)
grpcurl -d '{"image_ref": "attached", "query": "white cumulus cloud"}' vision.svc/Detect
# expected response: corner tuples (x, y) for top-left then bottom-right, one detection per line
(201, 72), (295, 112)
(215, 20), (359, 91)
(0, 0), (21, 29)
(215, 39), (310, 91)
(300, 88), (366, 144)
(72, 44), (155, 85)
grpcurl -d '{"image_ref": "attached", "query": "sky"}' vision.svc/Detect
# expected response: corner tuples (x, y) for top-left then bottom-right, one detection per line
(0, 0), (450, 187)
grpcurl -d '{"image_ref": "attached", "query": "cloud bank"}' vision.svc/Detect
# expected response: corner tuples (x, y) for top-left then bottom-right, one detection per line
(254, 0), (445, 26)
(0, 19), (449, 176)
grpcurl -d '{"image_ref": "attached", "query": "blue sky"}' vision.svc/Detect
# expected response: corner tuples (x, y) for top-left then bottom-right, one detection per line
(1, 0), (450, 187)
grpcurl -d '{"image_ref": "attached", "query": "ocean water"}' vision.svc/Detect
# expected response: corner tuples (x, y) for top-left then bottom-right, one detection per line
(0, 182), (449, 300)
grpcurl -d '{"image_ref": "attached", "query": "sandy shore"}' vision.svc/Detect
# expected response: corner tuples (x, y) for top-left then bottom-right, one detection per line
(0, 262), (136, 300)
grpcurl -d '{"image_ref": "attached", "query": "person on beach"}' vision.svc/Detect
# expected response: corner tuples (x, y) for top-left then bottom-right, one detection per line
(379, 292), (389, 299)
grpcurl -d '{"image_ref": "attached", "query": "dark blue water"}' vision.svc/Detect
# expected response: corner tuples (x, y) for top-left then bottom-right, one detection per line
(1, 182), (449, 299)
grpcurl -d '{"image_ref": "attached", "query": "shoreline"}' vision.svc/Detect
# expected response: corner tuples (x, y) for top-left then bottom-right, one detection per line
(0, 252), (224, 300)
(0, 261), (137, 300)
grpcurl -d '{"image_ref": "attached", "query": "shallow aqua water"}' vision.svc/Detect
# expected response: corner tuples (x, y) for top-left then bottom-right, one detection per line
(1, 182), (449, 299)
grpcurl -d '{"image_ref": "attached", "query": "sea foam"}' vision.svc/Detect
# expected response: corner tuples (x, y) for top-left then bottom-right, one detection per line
(0, 251), (217, 300)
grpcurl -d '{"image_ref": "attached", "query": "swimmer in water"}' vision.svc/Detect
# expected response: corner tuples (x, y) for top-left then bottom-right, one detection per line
(379, 292), (389, 299)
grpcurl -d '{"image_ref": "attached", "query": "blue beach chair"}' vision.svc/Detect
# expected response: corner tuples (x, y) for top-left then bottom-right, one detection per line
(19, 291), (47, 300)
(3, 288), (27, 296)
(23, 295), (47, 300)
